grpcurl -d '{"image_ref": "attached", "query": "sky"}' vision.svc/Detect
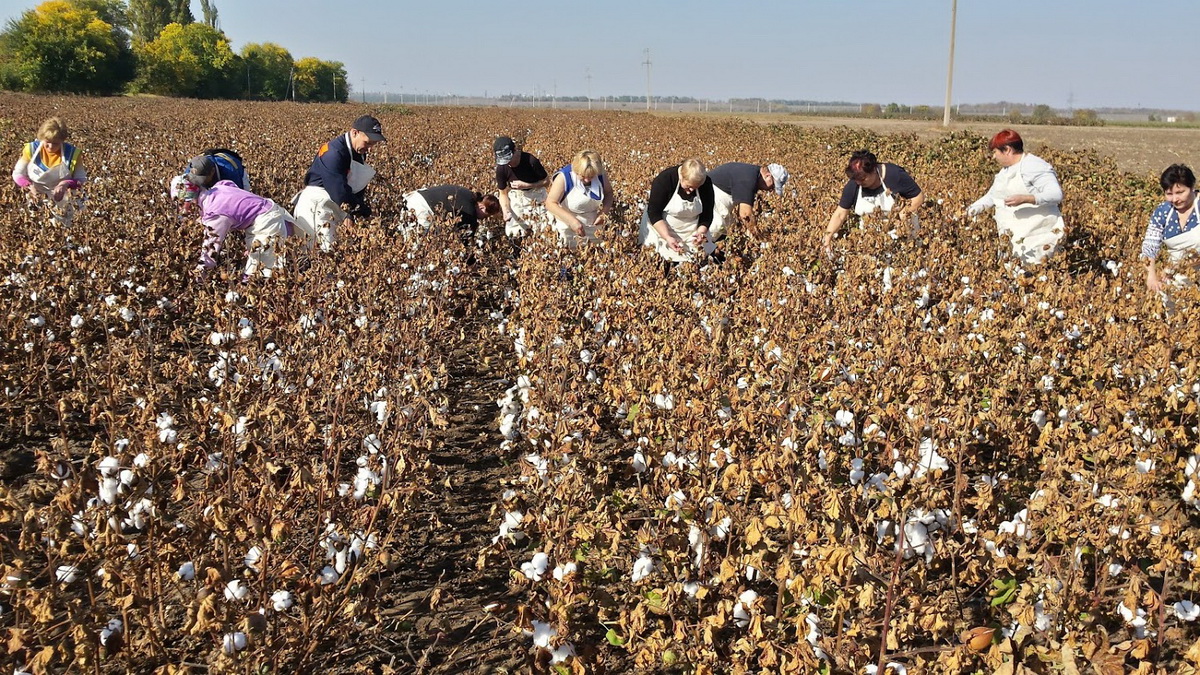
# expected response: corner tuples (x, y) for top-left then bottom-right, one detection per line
(2, 0), (1194, 111)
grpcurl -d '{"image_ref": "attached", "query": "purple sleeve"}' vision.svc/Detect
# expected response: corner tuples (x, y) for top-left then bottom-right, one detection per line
(199, 214), (237, 269)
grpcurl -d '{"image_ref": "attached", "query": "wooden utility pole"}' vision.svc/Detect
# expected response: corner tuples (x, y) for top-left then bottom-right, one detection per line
(943, 0), (957, 127)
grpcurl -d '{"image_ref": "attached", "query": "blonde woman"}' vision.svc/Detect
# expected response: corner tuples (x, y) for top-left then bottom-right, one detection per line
(12, 117), (87, 225)
(544, 150), (613, 248)
(638, 159), (715, 262)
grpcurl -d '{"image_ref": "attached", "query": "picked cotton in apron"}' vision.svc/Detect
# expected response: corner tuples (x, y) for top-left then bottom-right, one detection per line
(639, 186), (713, 262)
(509, 186), (551, 234)
(553, 172), (604, 248)
(1162, 217), (1200, 287)
(292, 136), (376, 251)
(992, 161), (1064, 266)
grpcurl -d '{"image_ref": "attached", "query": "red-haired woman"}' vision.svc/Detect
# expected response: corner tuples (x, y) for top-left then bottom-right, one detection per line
(967, 130), (1064, 265)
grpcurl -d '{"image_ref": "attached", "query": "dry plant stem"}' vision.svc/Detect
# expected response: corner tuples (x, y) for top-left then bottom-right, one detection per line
(1156, 567), (1169, 653)
(877, 504), (907, 675)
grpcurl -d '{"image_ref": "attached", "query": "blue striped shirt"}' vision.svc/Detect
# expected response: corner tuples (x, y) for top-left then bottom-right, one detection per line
(1141, 196), (1200, 260)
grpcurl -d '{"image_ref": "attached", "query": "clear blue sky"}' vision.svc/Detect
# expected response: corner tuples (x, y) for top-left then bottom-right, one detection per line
(2, 0), (1193, 110)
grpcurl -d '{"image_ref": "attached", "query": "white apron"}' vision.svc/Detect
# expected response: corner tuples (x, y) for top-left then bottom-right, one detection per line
(709, 186), (734, 240)
(1162, 208), (1200, 286)
(553, 172), (604, 248)
(291, 136), (375, 251)
(854, 166), (896, 216)
(508, 186), (551, 234)
(243, 203), (293, 277)
(639, 184), (713, 262)
(992, 159), (1064, 265)
(25, 142), (83, 226)
(402, 191), (435, 231)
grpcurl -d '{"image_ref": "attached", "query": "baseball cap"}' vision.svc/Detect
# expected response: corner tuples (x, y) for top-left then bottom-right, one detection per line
(767, 163), (789, 196)
(494, 136), (515, 165)
(185, 155), (217, 186)
(352, 115), (386, 142)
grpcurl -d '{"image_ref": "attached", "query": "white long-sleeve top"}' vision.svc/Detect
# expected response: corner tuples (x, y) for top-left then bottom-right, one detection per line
(969, 153), (1063, 212)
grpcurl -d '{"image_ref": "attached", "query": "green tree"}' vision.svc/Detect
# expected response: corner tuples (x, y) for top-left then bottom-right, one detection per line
(860, 103), (882, 116)
(127, 0), (169, 42)
(199, 0), (218, 29)
(293, 56), (348, 103)
(168, 0), (193, 24)
(241, 42), (292, 100)
(133, 22), (239, 98)
(1030, 104), (1056, 124)
(1072, 109), (1101, 126)
(0, 0), (134, 94)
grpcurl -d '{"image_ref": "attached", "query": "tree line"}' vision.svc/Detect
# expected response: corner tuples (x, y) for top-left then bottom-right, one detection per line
(0, 0), (349, 102)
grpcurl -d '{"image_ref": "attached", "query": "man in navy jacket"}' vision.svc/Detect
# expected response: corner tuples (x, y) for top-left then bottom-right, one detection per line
(293, 115), (385, 250)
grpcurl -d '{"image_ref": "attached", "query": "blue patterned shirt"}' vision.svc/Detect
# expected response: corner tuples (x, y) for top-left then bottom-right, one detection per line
(1141, 195), (1200, 260)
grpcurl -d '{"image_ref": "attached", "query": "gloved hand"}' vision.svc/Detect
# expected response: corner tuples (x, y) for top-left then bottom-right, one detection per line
(966, 203), (986, 218)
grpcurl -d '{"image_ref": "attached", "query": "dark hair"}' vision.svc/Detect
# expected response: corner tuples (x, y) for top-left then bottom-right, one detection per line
(989, 129), (1023, 154)
(1160, 164), (1196, 191)
(478, 194), (501, 216)
(845, 150), (878, 181)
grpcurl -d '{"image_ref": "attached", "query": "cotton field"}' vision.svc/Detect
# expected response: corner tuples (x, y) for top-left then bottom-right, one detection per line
(2, 94), (1200, 673)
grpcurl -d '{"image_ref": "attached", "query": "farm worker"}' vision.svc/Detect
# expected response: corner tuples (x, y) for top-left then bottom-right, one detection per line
(170, 174), (296, 280)
(823, 150), (923, 256)
(966, 129), (1065, 266)
(401, 185), (502, 241)
(12, 116), (86, 226)
(293, 115), (385, 251)
(707, 162), (788, 239)
(638, 159), (716, 262)
(183, 149), (250, 190)
(493, 135), (550, 237)
(544, 150), (614, 248)
(1141, 164), (1200, 291)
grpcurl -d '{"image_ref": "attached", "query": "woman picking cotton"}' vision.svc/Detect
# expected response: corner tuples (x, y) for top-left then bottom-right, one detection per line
(12, 117), (87, 226)
(966, 129), (1065, 266)
(823, 150), (923, 257)
(544, 150), (614, 248)
(401, 185), (502, 244)
(638, 159), (716, 265)
(1142, 164), (1200, 292)
(171, 167), (296, 281)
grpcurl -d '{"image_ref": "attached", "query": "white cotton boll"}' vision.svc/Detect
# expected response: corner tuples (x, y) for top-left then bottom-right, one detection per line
(893, 461), (912, 480)
(1174, 600), (1199, 621)
(710, 517), (731, 540)
(733, 590), (758, 628)
(133, 453), (149, 468)
(55, 565), (80, 584)
(1031, 410), (1047, 429)
(29, 315), (45, 328)
(224, 579), (249, 601)
(99, 618), (123, 647)
(158, 427), (177, 444)
(244, 546), (263, 572)
(222, 631), (248, 654)
(319, 566), (339, 585)
(654, 393), (675, 410)
(98, 477), (119, 504)
(549, 642), (576, 664)
(915, 439), (949, 478)
(529, 620), (556, 648)
(552, 562), (577, 581)
(238, 325), (253, 340)
(579, 349), (593, 364)
(177, 561), (195, 581)
(119, 307), (135, 322)
(847, 457), (866, 485)
(665, 490), (686, 508)
(362, 434), (382, 454)
(98, 456), (120, 477)
(118, 468), (135, 486)
(1107, 563), (1124, 577)
(818, 450), (829, 471)
(631, 554), (654, 583)
(834, 409), (854, 428)
(1097, 494), (1119, 509)
(632, 451), (647, 473)
(369, 401), (388, 425)
(271, 590), (293, 611)
(521, 552), (549, 581)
